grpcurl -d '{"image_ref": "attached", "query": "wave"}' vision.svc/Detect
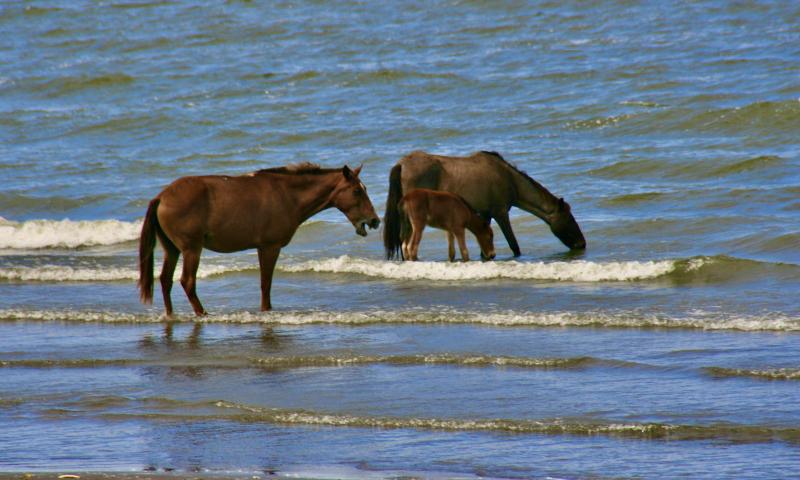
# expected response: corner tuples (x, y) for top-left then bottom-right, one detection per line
(0, 355), (596, 371)
(0, 263), (246, 282)
(279, 255), (683, 282)
(2, 308), (797, 332)
(39, 73), (136, 96)
(152, 401), (799, 443)
(250, 354), (595, 370)
(567, 99), (800, 136)
(0, 218), (142, 250)
(589, 154), (790, 180)
(32, 394), (798, 443)
(0, 254), (691, 283)
(704, 367), (800, 381)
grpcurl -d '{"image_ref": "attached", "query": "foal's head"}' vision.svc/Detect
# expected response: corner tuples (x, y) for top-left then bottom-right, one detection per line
(468, 213), (496, 261)
(548, 198), (586, 250)
(332, 165), (381, 237)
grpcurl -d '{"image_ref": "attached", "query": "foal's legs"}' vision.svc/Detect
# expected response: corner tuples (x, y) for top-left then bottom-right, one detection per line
(447, 231), (456, 262)
(159, 243), (180, 317)
(257, 245), (281, 311)
(455, 228), (469, 261)
(180, 247), (206, 316)
(494, 210), (521, 257)
(408, 218), (425, 261)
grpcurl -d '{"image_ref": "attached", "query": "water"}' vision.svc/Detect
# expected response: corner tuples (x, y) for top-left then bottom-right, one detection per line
(1, 1), (799, 478)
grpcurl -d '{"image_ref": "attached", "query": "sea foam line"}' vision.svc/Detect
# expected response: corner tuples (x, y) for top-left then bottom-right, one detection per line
(0, 256), (692, 283)
(0, 263), (248, 282)
(0, 218), (142, 249)
(279, 255), (683, 282)
(209, 401), (800, 443)
(1, 308), (797, 332)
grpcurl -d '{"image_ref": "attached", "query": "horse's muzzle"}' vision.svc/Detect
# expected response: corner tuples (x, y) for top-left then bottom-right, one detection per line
(355, 217), (380, 237)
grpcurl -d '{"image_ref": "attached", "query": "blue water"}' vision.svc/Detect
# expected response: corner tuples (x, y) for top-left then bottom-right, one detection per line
(1, 1), (799, 479)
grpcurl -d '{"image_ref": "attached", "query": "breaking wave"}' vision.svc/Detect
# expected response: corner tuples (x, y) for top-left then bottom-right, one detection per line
(1, 308), (797, 332)
(280, 255), (685, 282)
(0, 218), (141, 249)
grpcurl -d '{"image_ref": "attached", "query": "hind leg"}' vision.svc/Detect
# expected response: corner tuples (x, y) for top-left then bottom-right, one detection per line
(409, 220), (425, 261)
(159, 243), (180, 317)
(400, 215), (412, 261)
(180, 247), (206, 316)
(447, 231), (456, 262)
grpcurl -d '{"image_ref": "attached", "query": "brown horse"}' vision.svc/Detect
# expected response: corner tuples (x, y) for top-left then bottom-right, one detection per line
(399, 188), (495, 262)
(138, 163), (380, 316)
(384, 151), (586, 259)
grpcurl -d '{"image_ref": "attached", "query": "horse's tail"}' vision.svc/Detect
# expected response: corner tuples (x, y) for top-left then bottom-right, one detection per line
(383, 163), (404, 260)
(138, 197), (160, 304)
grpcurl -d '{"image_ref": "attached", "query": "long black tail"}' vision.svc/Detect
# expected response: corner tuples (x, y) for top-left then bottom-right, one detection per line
(138, 198), (161, 304)
(383, 164), (404, 260)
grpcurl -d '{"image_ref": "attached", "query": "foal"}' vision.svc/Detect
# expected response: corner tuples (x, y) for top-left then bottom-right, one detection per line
(399, 188), (495, 262)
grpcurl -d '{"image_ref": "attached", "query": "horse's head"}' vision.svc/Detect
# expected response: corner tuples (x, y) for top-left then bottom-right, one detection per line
(332, 165), (380, 237)
(470, 214), (496, 261)
(549, 198), (586, 250)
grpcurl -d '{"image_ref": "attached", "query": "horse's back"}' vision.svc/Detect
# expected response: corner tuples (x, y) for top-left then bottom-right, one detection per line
(398, 151), (512, 213)
(402, 188), (473, 230)
(155, 175), (279, 251)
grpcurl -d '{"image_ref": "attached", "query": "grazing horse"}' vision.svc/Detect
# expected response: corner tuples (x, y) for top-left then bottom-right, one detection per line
(399, 188), (495, 262)
(384, 151), (585, 259)
(139, 164), (380, 316)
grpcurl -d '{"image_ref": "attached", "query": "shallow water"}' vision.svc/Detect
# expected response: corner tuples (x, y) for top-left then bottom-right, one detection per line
(1, 1), (799, 479)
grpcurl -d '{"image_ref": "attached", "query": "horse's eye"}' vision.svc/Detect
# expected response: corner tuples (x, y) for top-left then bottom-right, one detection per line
(354, 188), (363, 197)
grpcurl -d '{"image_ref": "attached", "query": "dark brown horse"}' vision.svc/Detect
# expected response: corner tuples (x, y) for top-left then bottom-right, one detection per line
(139, 164), (380, 316)
(384, 151), (585, 259)
(399, 188), (496, 262)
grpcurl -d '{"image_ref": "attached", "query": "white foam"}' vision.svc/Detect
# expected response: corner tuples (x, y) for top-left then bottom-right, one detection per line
(280, 255), (681, 282)
(2, 308), (796, 332)
(0, 218), (142, 249)
(0, 263), (249, 282)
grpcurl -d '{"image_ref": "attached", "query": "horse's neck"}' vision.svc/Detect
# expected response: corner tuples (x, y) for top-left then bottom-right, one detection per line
(508, 168), (558, 222)
(282, 172), (339, 223)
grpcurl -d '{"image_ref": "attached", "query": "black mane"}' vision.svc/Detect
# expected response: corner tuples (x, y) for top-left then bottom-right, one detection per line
(254, 162), (340, 175)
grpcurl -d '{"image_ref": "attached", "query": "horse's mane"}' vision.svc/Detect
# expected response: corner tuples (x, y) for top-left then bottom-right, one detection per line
(254, 162), (341, 175)
(479, 150), (548, 192)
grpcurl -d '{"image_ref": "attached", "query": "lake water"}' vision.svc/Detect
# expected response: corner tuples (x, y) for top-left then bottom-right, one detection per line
(1, 1), (799, 479)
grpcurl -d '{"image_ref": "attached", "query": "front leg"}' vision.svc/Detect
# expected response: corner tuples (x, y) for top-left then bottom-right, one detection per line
(455, 229), (469, 262)
(493, 210), (521, 257)
(447, 231), (456, 262)
(257, 245), (281, 311)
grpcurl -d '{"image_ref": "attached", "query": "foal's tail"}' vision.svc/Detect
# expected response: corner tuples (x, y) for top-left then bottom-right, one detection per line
(138, 198), (161, 304)
(383, 164), (404, 260)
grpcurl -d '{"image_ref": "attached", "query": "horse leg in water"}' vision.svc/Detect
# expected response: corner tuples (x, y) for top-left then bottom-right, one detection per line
(454, 227), (469, 262)
(493, 210), (521, 257)
(447, 232), (456, 262)
(159, 242), (179, 317)
(408, 217), (426, 261)
(180, 247), (206, 316)
(257, 245), (281, 311)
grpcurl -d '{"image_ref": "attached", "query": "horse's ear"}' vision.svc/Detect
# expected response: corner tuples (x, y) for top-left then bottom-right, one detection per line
(343, 165), (354, 180)
(353, 164), (363, 177)
(558, 197), (569, 211)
